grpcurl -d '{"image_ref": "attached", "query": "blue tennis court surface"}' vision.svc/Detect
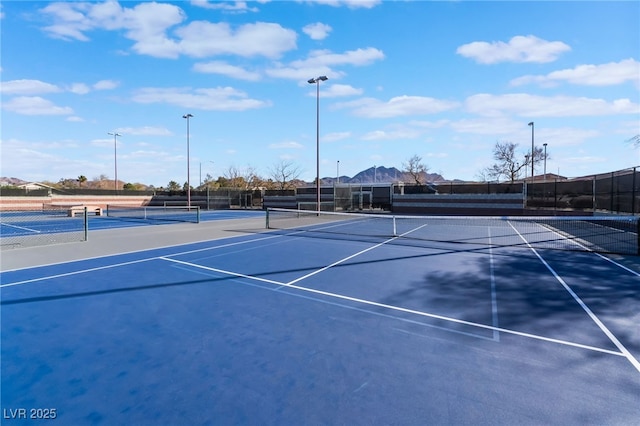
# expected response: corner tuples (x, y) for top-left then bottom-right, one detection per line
(1, 215), (639, 425)
(0, 209), (264, 237)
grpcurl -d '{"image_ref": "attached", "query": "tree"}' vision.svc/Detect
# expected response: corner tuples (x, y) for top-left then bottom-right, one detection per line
(58, 178), (78, 188)
(268, 160), (302, 190)
(482, 141), (547, 183)
(627, 134), (640, 147)
(223, 165), (259, 189)
(77, 175), (87, 188)
(167, 180), (181, 191)
(402, 155), (430, 185)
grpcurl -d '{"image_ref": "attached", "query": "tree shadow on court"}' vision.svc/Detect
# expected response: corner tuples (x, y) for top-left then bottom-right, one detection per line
(378, 248), (640, 355)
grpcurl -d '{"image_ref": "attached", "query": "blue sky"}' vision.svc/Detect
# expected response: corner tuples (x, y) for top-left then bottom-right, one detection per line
(1, 0), (639, 187)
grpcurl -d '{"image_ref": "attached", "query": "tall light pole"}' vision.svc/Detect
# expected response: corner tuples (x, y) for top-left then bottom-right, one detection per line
(337, 160), (340, 184)
(107, 132), (121, 193)
(183, 114), (194, 207)
(308, 75), (328, 212)
(528, 121), (534, 181)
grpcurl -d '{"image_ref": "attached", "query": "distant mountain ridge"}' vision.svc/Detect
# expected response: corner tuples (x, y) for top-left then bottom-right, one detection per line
(1, 166), (447, 189)
(322, 166), (445, 184)
(0, 177), (27, 186)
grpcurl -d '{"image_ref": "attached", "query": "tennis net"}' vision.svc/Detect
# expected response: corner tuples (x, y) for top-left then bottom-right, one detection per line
(106, 205), (200, 223)
(265, 208), (639, 255)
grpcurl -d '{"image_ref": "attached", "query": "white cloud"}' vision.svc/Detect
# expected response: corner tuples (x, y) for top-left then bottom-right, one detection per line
(193, 61), (262, 81)
(190, 1), (260, 13)
(510, 58), (640, 87)
(323, 131), (351, 142)
(39, 2), (295, 60)
(361, 128), (422, 140)
(304, 0), (381, 9)
(266, 47), (384, 81)
(132, 87), (271, 111)
(335, 95), (459, 118)
(93, 80), (120, 90)
(115, 126), (173, 136)
(0, 79), (61, 95)
(68, 83), (90, 95)
(2, 96), (74, 115)
(456, 35), (571, 64)
(176, 21), (297, 59)
(465, 93), (640, 117)
(320, 84), (363, 98)
(303, 22), (332, 40)
(450, 117), (521, 135)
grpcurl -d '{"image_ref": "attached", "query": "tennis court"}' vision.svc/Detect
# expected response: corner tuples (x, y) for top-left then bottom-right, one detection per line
(1, 209), (639, 425)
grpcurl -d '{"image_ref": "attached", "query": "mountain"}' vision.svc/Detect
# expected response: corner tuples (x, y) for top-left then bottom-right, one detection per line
(322, 166), (445, 184)
(0, 177), (27, 186)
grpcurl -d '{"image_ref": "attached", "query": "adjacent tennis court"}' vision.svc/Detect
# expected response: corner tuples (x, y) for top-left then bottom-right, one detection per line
(1, 210), (639, 425)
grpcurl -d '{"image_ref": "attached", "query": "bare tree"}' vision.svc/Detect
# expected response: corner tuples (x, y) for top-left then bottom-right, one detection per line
(402, 155), (430, 185)
(268, 160), (302, 190)
(482, 141), (547, 183)
(627, 134), (640, 147)
(224, 165), (259, 189)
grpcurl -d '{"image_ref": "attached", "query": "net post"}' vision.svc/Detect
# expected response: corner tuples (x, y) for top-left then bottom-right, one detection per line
(196, 206), (200, 223)
(392, 216), (397, 237)
(83, 207), (89, 241)
(266, 208), (270, 229)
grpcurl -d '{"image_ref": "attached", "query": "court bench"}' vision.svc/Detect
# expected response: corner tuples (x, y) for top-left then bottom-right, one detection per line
(67, 205), (103, 217)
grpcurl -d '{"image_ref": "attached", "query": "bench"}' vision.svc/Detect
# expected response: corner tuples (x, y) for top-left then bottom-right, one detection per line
(68, 205), (103, 217)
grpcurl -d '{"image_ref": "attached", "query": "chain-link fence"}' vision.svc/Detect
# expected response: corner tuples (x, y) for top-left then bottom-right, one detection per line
(1, 206), (88, 250)
(526, 167), (639, 214)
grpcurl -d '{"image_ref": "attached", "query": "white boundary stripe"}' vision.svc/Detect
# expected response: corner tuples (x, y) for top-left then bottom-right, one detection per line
(1, 222), (41, 233)
(0, 258), (158, 288)
(593, 252), (640, 277)
(159, 252), (624, 358)
(509, 221), (640, 373)
(488, 227), (500, 341)
(0, 234), (287, 287)
(285, 225), (429, 286)
(160, 257), (284, 286)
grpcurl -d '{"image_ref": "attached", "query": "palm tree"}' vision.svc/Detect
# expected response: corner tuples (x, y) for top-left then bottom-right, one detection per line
(77, 175), (87, 188)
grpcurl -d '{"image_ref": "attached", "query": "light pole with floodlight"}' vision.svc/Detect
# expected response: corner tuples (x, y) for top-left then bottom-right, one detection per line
(183, 114), (194, 207)
(107, 132), (121, 193)
(308, 76), (328, 212)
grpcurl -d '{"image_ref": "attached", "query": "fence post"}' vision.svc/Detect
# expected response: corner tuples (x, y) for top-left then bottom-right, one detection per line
(83, 207), (89, 241)
(610, 172), (614, 212)
(633, 167), (637, 215)
(592, 175), (596, 214)
(554, 179), (557, 214)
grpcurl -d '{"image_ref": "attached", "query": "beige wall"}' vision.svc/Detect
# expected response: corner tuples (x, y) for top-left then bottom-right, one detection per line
(0, 195), (152, 211)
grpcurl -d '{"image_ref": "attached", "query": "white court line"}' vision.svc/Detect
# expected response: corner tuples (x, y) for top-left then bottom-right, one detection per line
(1, 222), (41, 233)
(284, 225), (429, 287)
(160, 257), (284, 286)
(159, 251), (624, 358)
(510, 221), (640, 374)
(488, 227), (500, 341)
(0, 257), (158, 288)
(535, 220), (640, 276)
(0, 234), (288, 287)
